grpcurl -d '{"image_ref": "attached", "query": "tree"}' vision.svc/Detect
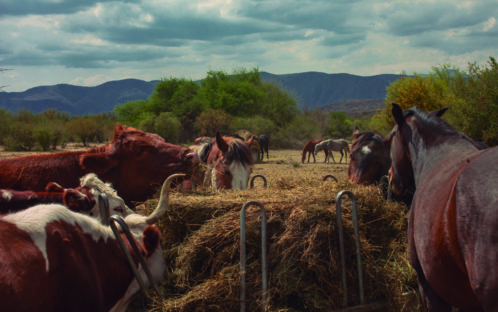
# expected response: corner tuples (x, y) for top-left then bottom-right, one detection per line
(154, 112), (181, 143)
(447, 57), (498, 146)
(195, 109), (232, 137)
(66, 117), (98, 146)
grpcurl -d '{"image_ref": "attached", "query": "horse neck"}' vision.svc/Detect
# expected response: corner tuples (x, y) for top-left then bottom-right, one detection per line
(409, 134), (480, 186)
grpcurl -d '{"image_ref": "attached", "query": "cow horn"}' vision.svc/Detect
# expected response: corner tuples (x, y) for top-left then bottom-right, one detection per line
(145, 173), (185, 225)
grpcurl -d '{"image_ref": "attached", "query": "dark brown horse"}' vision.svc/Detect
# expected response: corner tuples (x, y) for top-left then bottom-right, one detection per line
(301, 139), (328, 163)
(390, 103), (498, 311)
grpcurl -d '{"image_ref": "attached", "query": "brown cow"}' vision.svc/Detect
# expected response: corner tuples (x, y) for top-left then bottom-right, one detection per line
(0, 174), (181, 312)
(0, 124), (200, 206)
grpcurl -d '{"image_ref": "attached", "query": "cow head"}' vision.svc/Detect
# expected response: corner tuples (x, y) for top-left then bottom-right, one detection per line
(79, 124), (200, 205)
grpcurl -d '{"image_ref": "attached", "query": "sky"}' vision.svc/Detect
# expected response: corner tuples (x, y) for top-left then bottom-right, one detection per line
(0, 0), (497, 92)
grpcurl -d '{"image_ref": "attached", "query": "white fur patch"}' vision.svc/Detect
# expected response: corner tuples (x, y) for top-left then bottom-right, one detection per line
(1, 190), (13, 201)
(3, 204), (114, 272)
(361, 145), (372, 155)
(230, 162), (251, 190)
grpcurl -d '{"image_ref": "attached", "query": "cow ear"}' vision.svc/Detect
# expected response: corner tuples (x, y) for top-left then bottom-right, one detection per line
(142, 225), (161, 256)
(215, 131), (229, 153)
(392, 103), (405, 127)
(352, 126), (360, 139)
(46, 182), (64, 192)
(80, 153), (118, 175)
(429, 107), (448, 118)
(63, 190), (94, 212)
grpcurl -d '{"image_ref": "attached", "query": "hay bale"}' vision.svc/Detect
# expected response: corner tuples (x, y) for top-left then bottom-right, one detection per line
(134, 173), (416, 312)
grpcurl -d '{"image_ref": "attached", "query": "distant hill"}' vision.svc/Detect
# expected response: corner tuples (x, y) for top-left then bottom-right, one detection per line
(0, 72), (403, 115)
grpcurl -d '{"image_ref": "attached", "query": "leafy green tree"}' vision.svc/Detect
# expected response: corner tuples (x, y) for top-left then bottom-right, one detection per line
(230, 116), (277, 137)
(326, 111), (354, 139)
(0, 108), (12, 145)
(114, 100), (149, 126)
(271, 114), (321, 149)
(4, 122), (35, 151)
(34, 126), (53, 151)
(447, 57), (498, 146)
(154, 112), (181, 143)
(260, 82), (298, 128)
(66, 117), (98, 146)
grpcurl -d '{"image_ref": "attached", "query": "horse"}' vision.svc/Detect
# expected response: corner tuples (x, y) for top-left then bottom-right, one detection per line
(301, 139), (328, 163)
(259, 134), (269, 161)
(235, 129), (260, 163)
(390, 103), (498, 311)
(204, 132), (254, 190)
(313, 139), (350, 163)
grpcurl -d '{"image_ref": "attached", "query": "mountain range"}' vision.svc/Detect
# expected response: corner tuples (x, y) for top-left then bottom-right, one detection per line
(0, 72), (403, 116)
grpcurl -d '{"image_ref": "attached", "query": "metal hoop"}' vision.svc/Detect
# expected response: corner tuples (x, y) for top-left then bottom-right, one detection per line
(98, 193), (110, 225)
(250, 174), (268, 188)
(322, 174), (338, 182)
(240, 201), (268, 312)
(109, 215), (162, 298)
(335, 190), (364, 307)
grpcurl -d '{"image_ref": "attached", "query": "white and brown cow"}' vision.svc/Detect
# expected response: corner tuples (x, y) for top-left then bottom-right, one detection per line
(0, 173), (134, 224)
(0, 173), (183, 312)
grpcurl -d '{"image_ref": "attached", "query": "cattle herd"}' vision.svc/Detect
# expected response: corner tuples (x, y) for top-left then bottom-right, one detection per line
(0, 111), (493, 311)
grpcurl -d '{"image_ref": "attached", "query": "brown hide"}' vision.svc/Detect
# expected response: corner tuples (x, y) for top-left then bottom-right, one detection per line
(0, 124), (200, 206)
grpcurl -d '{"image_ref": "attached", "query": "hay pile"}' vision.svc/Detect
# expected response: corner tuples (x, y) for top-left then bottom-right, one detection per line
(132, 168), (418, 312)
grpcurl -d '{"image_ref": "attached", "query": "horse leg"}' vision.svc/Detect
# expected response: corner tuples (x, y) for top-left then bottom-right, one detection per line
(330, 150), (336, 163)
(339, 150), (343, 163)
(266, 148), (269, 160)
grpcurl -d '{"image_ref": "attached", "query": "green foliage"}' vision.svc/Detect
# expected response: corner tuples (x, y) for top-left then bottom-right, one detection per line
(326, 111), (354, 139)
(271, 115), (321, 149)
(0, 108), (12, 145)
(34, 126), (53, 151)
(66, 117), (98, 146)
(154, 112), (182, 143)
(230, 116), (277, 136)
(4, 122), (35, 151)
(446, 57), (498, 146)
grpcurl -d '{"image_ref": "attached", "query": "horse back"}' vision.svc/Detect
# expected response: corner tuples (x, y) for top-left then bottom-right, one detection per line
(412, 146), (498, 310)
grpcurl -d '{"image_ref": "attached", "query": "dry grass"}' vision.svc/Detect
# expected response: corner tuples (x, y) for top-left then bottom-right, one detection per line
(129, 150), (419, 312)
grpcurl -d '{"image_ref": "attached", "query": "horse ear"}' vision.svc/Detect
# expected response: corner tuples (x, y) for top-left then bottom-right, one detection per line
(215, 131), (229, 153)
(353, 126), (360, 139)
(246, 135), (254, 147)
(429, 107), (449, 118)
(392, 103), (405, 127)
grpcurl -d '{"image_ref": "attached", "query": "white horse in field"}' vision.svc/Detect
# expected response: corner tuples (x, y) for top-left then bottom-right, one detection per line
(314, 139), (350, 163)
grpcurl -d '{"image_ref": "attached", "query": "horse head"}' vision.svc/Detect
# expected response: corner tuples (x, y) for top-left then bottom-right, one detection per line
(205, 132), (254, 190)
(390, 104), (449, 196)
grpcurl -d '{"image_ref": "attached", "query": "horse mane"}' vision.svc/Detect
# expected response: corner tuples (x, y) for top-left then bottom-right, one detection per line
(405, 107), (458, 146)
(224, 138), (253, 167)
(352, 131), (384, 150)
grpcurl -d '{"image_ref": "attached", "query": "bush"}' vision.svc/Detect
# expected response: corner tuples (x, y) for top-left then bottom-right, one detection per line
(154, 112), (181, 143)
(34, 126), (53, 151)
(4, 122), (35, 151)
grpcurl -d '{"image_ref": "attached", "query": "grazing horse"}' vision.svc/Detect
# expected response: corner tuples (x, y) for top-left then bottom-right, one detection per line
(313, 139), (349, 163)
(390, 103), (498, 311)
(204, 132), (254, 190)
(301, 139), (328, 163)
(258, 135), (269, 161)
(348, 127), (392, 185)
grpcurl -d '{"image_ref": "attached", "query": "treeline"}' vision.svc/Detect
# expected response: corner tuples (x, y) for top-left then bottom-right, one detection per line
(371, 57), (498, 146)
(0, 59), (495, 151)
(113, 68), (369, 147)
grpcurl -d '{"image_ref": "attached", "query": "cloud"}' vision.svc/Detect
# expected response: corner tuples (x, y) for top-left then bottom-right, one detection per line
(0, 0), (497, 92)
